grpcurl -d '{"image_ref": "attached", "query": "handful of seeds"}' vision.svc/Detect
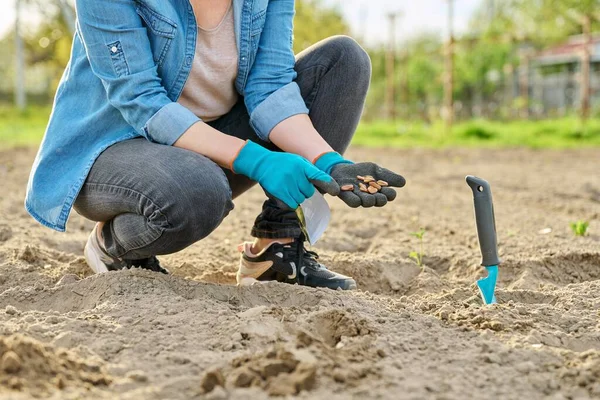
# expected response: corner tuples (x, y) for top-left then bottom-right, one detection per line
(341, 175), (388, 194)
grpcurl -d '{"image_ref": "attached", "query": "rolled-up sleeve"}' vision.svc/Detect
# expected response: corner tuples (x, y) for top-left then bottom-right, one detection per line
(244, 0), (308, 141)
(143, 103), (200, 145)
(249, 82), (307, 140)
(76, 0), (200, 145)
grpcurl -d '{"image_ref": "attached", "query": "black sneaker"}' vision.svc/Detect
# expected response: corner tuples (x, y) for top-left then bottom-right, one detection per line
(126, 256), (169, 274)
(236, 237), (357, 290)
(84, 223), (169, 274)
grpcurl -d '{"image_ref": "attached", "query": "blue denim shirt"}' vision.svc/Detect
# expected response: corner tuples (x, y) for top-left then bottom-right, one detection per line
(25, 0), (309, 232)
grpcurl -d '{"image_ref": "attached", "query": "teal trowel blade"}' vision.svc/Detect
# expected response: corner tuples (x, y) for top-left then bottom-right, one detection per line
(477, 265), (498, 305)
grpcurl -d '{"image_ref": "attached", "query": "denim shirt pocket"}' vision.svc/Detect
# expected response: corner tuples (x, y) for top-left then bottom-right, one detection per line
(107, 41), (130, 77)
(135, 3), (177, 67)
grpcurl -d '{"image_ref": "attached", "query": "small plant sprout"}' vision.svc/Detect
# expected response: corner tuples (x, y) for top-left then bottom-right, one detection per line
(570, 221), (589, 237)
(409, 228), (426, 268)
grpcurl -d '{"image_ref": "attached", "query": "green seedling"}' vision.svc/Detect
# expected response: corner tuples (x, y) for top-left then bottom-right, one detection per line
(409, 228), (426, 268)
(570, 221), (589, 237)
(506, 229), (519, 238)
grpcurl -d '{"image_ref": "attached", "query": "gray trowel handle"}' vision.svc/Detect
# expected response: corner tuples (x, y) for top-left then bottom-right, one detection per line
(466, 176), (501, 267)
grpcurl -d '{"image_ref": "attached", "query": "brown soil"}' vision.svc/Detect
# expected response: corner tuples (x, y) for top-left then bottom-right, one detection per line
(0, 146), (599, 399)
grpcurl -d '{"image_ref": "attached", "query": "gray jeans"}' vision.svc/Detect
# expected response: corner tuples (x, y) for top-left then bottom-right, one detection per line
(74, 36), (371, 260)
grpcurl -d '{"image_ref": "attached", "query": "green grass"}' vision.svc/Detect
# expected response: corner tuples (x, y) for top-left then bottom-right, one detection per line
(354, 118), (600, 148)
(1, 106), (600, 149)
(0, 106), (51, 149)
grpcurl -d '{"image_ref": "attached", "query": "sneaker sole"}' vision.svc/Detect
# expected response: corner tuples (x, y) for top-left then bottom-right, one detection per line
(236, 274), (272, 287)
(345, 280), (358, 290)
(237, 273), (358, 290)
(308, 279), (358, 291)
(84, 232), (109, 274)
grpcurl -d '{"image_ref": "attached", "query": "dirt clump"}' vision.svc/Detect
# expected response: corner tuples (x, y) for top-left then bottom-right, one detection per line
(0, 334), (111, 397)
(0, 226), (12, 243)
(201, 368), (225, 393)
(558, 351), (600, 397)
(225, 346), (316, 396)
(305, 309), (372, 346)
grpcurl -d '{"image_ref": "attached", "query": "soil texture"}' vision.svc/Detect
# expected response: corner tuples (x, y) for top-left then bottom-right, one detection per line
(0, 146), (599, 399)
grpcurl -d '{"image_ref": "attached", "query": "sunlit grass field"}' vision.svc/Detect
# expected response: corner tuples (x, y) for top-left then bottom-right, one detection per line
(0, 106), (51, 149)
(1, 106), (600, 149)
(354, 118), (600, 148)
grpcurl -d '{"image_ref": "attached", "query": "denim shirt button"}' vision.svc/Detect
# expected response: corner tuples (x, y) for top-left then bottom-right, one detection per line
(111, 46), (118, 53)
(185, 55), (193, 66)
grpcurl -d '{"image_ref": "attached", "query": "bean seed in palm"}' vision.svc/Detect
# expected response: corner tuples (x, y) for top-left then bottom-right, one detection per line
(377, 180), (388, 187)
(367, 186), (378, 194)
(359, 183), (368, 192)
(369, 181), (381, 190)
(341, 184), (354, 191)
(363, 175), (375, 183)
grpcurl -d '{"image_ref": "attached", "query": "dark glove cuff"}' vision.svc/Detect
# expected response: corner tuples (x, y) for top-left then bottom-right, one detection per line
(313, 151), (353, 174)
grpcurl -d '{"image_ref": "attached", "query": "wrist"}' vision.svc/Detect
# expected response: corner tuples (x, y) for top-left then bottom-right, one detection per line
(313, 151), (353, 174)
(269, 115), (334, 161)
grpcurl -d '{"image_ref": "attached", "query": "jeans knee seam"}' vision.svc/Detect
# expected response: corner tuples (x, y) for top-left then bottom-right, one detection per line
(112, 222), (165, 259)
(81, 182), (171, 258)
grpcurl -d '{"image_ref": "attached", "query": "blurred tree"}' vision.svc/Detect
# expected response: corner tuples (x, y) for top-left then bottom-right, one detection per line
(4, 0), (598, 119)
(293, 0), (349, 53)
(454, 36), (513, 117)
(520, 0), (599, 45)
(463, 0), (600, 119)
(23, 1), (73, 97)
(469, 0), (600, 46)
(404, 34), (443, 120)
(0, 0), (348, 104)
(0, 0), (73, 103)
(365, 33), (443, 121)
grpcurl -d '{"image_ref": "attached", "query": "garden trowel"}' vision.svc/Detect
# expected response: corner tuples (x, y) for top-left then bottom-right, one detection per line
(466, 176), (500, 305)
(295, 191), (331, 245)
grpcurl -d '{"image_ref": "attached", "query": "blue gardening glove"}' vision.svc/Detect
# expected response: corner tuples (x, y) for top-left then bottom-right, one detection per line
(314, 152), (406, 208)
(233, 141), (340, 209)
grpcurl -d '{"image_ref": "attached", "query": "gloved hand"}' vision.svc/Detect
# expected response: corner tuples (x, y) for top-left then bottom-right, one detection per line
(233, 141), (340, 209)
(314, 152), (406, 208)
